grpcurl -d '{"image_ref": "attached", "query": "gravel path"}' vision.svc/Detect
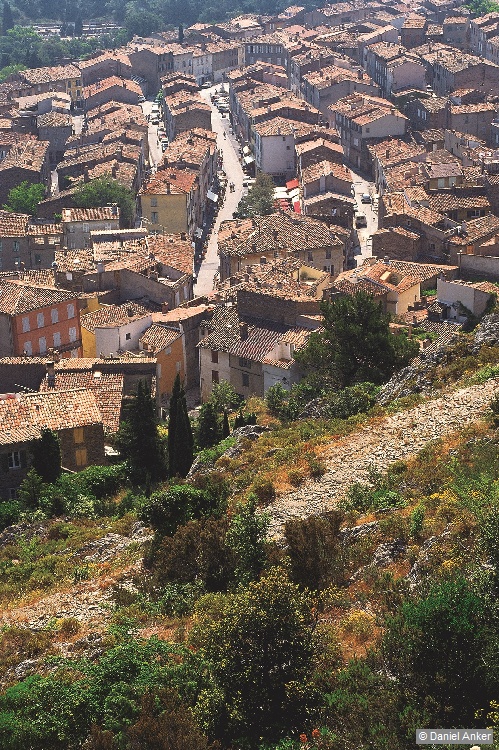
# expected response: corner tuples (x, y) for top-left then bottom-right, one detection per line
(267, 379), (498, 538)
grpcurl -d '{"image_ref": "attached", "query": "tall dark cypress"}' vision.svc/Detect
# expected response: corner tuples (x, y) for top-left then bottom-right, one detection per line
(168, 375), (193, 478)
(2, 2), (13, 34)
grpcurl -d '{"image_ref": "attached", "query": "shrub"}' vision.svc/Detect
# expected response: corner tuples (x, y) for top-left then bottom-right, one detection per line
(251, 477), (276, 503)
(490, 393), (499, 428)
(284, 511), (345, 590)
(58, 617), (81, 637)
(410, 504), (425, 539)
(288, 468), (306, 487)
(326, 383), (377, 420)
(138, 484), (220, 537)
(340, 610), (376, 642)
(0, 500), (21, 530)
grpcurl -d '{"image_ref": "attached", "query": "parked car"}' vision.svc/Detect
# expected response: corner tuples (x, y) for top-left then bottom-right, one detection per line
(138, 94), (145, 103)
(360, 193), (372, 204)
(355, 213), (368, 228)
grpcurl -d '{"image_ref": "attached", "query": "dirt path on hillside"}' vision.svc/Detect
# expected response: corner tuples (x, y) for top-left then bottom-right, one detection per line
(266, 379), (499, 538)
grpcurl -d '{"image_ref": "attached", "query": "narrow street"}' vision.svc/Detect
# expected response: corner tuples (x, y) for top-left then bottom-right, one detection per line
(195, 85), (245, 296)
(141, 100), (161, 168)
(350, 167), (378, 267)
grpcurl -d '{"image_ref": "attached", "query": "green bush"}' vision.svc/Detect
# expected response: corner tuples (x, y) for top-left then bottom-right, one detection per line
(0, 500), (21, 530)
(138, 484), (221, 536)
(326, 383), (378, 420)
(251, 477), (276, 503)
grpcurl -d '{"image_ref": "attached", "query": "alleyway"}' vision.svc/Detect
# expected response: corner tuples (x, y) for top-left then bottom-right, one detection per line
(195, 86), (245, 296)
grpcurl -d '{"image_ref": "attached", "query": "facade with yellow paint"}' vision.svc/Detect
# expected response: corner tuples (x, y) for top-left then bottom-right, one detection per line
(139, 168), (201, 238)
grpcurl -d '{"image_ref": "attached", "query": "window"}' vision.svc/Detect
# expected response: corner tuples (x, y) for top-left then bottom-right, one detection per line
(151, 211), (158, 223)
(8, 488), (17, 500)
(37, 312), (45, 328)
(211, 350), (218, 363)
(76, 447), (87, 467)
(53, 332), (61, 347)
(22, 316), (30, 333)
(242, 373), (250, 387)
(82, 223), (90, 233)
(24, 341), (32, 355)
(69, 327), (77, 342)
(8, 451), (22, 469)
(73, 427), (84, 444)
(34, 254), (41, 265)
(67, 303), (75, 319)
(325, 249), (332, 259)
(38, 336), (47, 354)
(51, 308), (59, 324)
(239, 358), (251, 368)
(212, 370), (219, 383)
(307, 251), (313, 262)
(125, 332), (131, 340)
(13, 240), (19, 253)
(176, 361), (181, 373)
(150, 197), (158, 207)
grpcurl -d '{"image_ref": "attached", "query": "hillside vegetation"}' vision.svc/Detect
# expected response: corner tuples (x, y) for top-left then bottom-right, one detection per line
(1, 308), (499, 749)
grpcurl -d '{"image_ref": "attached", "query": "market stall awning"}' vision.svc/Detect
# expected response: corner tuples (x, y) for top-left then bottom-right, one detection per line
(243, 155), (255, 165)
(207, 190), (218, 202)
(293, 200), (301, 213)
(286, 178), (299, 190)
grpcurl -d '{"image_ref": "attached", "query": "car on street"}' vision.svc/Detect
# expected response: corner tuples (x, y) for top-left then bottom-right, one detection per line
(360, 193), (372, 203)
(151, 117), (159, 125)
(355, 213), (368, 228)
(138, 94), (145, 103)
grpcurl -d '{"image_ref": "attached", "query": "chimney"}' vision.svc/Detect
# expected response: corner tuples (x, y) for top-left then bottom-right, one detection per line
(161, 302), (169, 313)
(84, 166), (89, 183)
(46, 361), (55, 388)
(180, 231), (186, 240)
(260, 255), (267, 264)
(239, 321), (249, 340)
(127, 306), (135, 317)
(166, 181), (171, 194)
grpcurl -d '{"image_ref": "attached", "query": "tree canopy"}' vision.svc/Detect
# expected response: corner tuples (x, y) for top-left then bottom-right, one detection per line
(73, 177), (135, 227)
(234, 173), (275, 219)
(295, 291), (419, 388)
(3, 181), (44, 215)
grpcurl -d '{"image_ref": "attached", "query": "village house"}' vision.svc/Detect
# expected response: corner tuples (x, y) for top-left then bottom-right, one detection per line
(161, 128), (218, 208)
(83, 77), (142, 111)
(139, 323), (185, 409)
(332, 259), (423, 315)
(78, 51), (133, 86)
(364, 42), (427, 98)
(0, 139), (50, 206)
(139, 168), (200, 239)
(36, 111), (73, 166)
(198, 303), (312, 401)
(330, 93), (408, 171)
(0, 280), (81, 357)
(435, 276), (493, 321)
(61, 206), (120, 250)
(218, 212), (347, 279)
(162, 90), (212, 142)
(80, 302), (154, 358)
(400, 15), (428, 49)
(300, 159), (353, 199)
(300, 64), (379, 116)
(11, 64), (83, 107)
(0, 388), (105, 499)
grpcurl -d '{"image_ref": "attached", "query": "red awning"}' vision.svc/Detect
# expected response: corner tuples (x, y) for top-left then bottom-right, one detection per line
(286, 178), (299, 190)
(293, 201), (301, 213)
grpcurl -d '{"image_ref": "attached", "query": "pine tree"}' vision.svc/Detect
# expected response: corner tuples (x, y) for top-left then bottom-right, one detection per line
(168, 374), (193, 478)
(2, 2), (13, 34)
(30, 428), (61, 484)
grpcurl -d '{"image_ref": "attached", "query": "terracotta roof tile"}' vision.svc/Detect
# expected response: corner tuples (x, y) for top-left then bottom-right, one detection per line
(0, 389), (102, 445)
(0, 279), (77, 315)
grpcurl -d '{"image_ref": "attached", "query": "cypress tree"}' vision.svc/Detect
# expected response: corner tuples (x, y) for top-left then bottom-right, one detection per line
(74, 13), (83, 37)
(116, 380), (165, 482)
(222, 409), (230, 439)
(30, 428), (61, 484)
(2, 2), (13, 34)
(197, 401), (221, 449)
(168, 375), (193, 478)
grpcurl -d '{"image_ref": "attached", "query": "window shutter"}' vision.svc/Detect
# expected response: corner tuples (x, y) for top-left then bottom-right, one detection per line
(0, 453), (9, 473)
(20, 450), (27, 469)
